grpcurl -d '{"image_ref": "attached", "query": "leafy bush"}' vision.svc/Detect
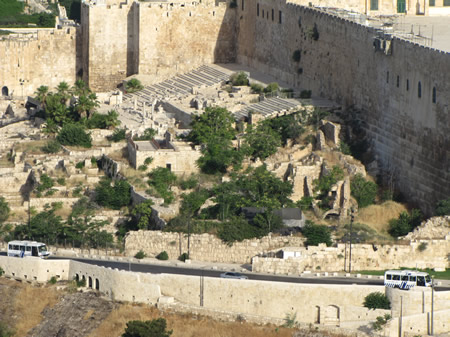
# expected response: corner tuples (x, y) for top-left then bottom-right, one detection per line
(134, 128), (157, 141)
(292, 50), (301, 62)
(36, 174), (54, 194)
(283, 312), (298, 328)
(57, 124), (92, 148)
(230, 72), (249, 86)
(86, 111), (120, 129)
(122, 318), (172, 337)
(388, 209), (423, 238)
(296, 196), (313, 211)
(76, 277), (86, 287)
(75, 161), (85, 169)
(179, 175), (198, 190)
(363, 292), (391, 310)
(148, 167), (177, 204)
(109, 128), (127, 142)
(0, 197), (10, 224)
(0, 321), (14, 337)
(138, 165), (148, 171)
(313, 165), (344, 209)
(417, 242), (428, 252)
(250, 83), (264, 94)
(0, 267), (4, 276)
(372, 314), (392, 331)
(57, 177), (66, 186)
(144, 157), (153, 165)
(134, 250), (146, 259)
(156, 251), (169, 260)
(42, 140), (61, 153)
(125, 78), (144, 93)
(302, 221), (332, 247)
(435, 198), (450, 216)
(90, 156), (97, 167)
(178, 252), (189, 261)
(95, 178), (131, 210)
(264, 82), (279, 94)
(48, 276), (57, 284)
(351, 174), (378, 208)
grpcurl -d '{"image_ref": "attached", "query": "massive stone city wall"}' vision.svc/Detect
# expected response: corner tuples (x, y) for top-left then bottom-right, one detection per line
(236, 0), (450, 214)
(82, 0), (236, 92)
(0, 28), (79, 97)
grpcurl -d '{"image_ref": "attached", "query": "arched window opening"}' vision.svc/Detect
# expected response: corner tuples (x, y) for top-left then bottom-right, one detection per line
(418, 81), (422, 98)
(1, 86), (8, 96)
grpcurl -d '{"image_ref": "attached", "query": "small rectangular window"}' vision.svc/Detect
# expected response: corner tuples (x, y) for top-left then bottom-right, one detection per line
(401, 275), (409, 281)
(406, 79), (409, 91)
(444, 0), (450, 6)
(386, 274), (392, 280)
(279, 10), (282, 24)
(370, 0), (379, 10)
(242, 0), (244, 10)
(272, 9), (274, 21)
(429, 0), (435, 5)
(410, 276), (416, 282)
(396, 75), (399, 88)
(386, 71), (389, 84)
(393, 275), (400, 280)
(257, 3), (259, 16)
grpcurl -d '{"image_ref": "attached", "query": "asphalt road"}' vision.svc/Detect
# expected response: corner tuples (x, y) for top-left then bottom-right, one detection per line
(2, 252), (449, 290)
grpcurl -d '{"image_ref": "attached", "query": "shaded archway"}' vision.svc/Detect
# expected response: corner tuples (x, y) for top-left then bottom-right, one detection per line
(88, 276), (92, 288)
(1, 86), (8, 96)
(95, 278), (100, 290)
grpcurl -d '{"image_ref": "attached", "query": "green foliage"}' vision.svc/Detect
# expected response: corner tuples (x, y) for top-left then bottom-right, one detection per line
(263, 113), (304, 146)
(36, 174), (54, 194)
(283, 312), (298, 328)
(59, 0), (81, 21)
(296, 196), (313, 211)
(299, 90), (311, 98)
(125, 78), (144, 93)
(122, 318), (172, 337)
(305, 108), (329, 130)
(76, 277), (86, 287)
(0, 320), (15, 337)
(435, 198), (450, 216)
(351, 174), (378, 208)
(0, 267), (4, 276)
(42, 140), (61, 154)
(307, 23), (319, 40)
(264, 82), (279, 94)
(292, 50), (301, 62)
(178, 252), (189, 261)
(134, 250), (146, 259)
(72, 185), (83, 197)
(148, 168), (177, 204)
(0, 197), (10, 224)
(109, 128), (127, 142)
(180, 189), (210, 216)
(341, 222), (378, 244)
(144, 157), (153, 165)
(313, 165), (344, 209)
(230, 72), (249, 86)
(90, 156), (97, 166)
(363, 292), (391, 310)
(134, 128), (157, 141)
(388, 209), (423, 238)
(338, 141), (352, 155)
(57, 124), (92, 148)
(75, 161), (85, 169)
(86, 110), (121, 129)
(187, 107), (238, 174)
(250, 83), (264, 94)
(302, 221), (332, 247)
(242, 123), (281, 161)
(156, 251), (169, 260)
(48, 276), (57, 284)
(130, 200), (154, 230)
(138, 165), (148, 171)
(417, 242), (428, 252)
(95, 178), (131, 210)
(0, 0), (55, 28)
(372, 314), (392, 331)
(178, 175), (198, 190)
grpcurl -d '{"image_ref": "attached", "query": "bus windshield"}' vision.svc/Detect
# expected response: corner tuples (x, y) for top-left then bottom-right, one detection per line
(38, 245), (48, 253)
(425, 275), (431, 283)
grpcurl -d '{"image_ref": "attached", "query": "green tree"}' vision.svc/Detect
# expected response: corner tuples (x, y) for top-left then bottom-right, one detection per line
(57, 123), (92, 148)
(229, 72), (249, 86)
(264, 82), (279, 94)
(363, 292), (391, 310)
(122, 318), (172, 337)
(125, 78), (144, 93)
(388, 209), (423, 238)
(35, 85), (49, 110)
(302, 221), (332, 246)
(135, 128), (157, 141)
(351, 174), (378, 208)
(56, 81), (71, 105)
(45, 93), (71, 125)
(313, 165), (345, 209)
(148, 168), (177, 204)
(435, 198), (450, 216)
(75, 93), (99, 119)
(95, 178), (131, 210)
(0, 197), (10, 224)
(72, 79), (90, 97)
(130, 200), (154, 230)
(263, 113), (304, 146)
(242, 123), (281, 161)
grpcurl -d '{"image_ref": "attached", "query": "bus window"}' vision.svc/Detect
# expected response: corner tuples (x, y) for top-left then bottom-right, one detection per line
(425, 276), (431, 283)
(393, 275), (400, 281)
(8, 245), (12, 250)
(386, 274), (392, 280)
(20, 246), (25, 252)
(417, 276), (425, 286)
(401, 276), (408, 281)
(26, 246), (31, 251)
(410, 276), (416, 282)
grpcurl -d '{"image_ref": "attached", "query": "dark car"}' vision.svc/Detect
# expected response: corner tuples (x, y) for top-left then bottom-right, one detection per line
(220, 272), (248, 279)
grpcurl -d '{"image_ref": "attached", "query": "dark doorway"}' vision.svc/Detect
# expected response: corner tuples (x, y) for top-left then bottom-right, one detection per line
(2, 86), (8, 96)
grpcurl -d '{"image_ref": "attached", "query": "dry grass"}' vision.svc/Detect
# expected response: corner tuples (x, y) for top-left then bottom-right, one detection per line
(0, 278), (62, 336)
(90, 304), (295, 337)
(14, 140), (48, 154)
(356, 201), (407, 232)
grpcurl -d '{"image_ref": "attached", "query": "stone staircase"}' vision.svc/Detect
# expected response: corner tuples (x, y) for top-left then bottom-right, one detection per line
(123, 65), (230, 103)
(233, 97), (302, 121)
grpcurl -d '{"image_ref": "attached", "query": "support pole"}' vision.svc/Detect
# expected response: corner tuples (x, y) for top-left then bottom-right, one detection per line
(398, 296), (403, 337)
(431, 278), (434, 335)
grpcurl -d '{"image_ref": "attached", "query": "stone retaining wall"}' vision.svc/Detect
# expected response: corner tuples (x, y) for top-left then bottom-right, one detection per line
(125, 231), (306, 264)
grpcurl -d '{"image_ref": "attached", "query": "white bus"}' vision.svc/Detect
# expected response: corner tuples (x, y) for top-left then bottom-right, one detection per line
(384, 270), (432, 290)
(7, 240), (50, 259)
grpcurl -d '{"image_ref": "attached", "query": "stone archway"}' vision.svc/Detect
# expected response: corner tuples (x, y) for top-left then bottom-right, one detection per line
(95, 278), (100, 290)
(2, 86), (8, 96)
(324, 305), (340, 326)
(88, 276), (92, 288)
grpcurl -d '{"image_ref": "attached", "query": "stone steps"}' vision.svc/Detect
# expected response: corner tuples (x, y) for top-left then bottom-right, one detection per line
(234, 97), (302, 120)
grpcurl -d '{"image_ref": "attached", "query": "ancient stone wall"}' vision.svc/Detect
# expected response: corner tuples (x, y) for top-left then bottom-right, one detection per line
(236, 1), (450, 214)
(125, 230), (306, 263)
(0, 28), (78, 97)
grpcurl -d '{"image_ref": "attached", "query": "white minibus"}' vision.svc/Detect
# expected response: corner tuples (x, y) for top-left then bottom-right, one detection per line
(7, 240), (50, 259)
(384, 270), (432, 290)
